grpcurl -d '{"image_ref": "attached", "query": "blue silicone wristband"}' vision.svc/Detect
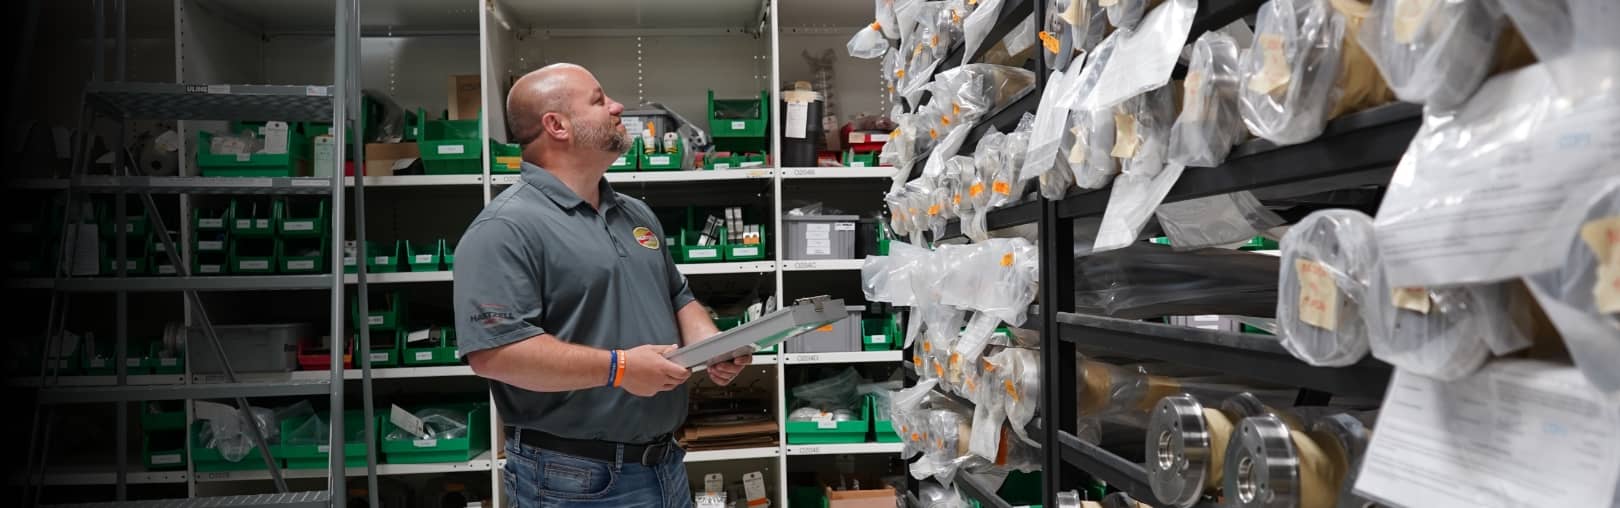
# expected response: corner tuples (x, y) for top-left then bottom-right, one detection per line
(606, 350), (619, 387)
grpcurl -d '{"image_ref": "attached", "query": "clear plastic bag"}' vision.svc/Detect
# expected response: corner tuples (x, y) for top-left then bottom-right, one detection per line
(1104, 0), (1163, 31)
(1363, 276), (1512, 381)
(1041, 0), (1081, 72)
(1077, 0), (1198, 111)
(939, 0), (968, 53)
(1154, 192), (1286, 251)
(1277, 209), (1377, 367)
(938, 244), (985, 309)
(792, 367), (865, 413)
(1038, 143), (1076, 199)
(1524, 179), (1620, 394)
(1169, 30), (1247, 167)
(970, 132), (1005, 211)
(1074, 242), (1281, 318)
(201, 405), (285, 463)
(1115, 85), (1179, 179)
(1239, 0), (1347, 145)
(973, 237), (1041, 325)
(1001, 348), (1043, 445)
(1067, 108), (1120, 190)
(945, 155), (979, 217)
(992, 114), (1037, 208)
(954, 64), (1039, 124)
(1093, 162), (1186, 253)
(962, 0), (1008, 62)
(878, 0), (902, 40)
(1497, 0), (1620, 100)
(848, 23), (892, 59)
(1019, 65), (1085, 187)
(1356, 0), (1505, 110)
(1072, 0), (1111, 52)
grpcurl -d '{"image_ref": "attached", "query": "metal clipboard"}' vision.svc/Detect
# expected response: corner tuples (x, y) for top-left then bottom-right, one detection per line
(664, 296), (847, 368)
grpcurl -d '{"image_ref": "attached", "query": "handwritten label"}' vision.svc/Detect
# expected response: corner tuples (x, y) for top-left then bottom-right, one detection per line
(743, 471), (768, 504)
(1392, 287), (1432, 314)
(437, 144), (465, 155)
(1250, 34), (1292, 95)
(705, 473), (724, 495)
(1183, 71), (1206, 122)
(1296, 258), (1339, 330)
(1580, 216), (1620, 313)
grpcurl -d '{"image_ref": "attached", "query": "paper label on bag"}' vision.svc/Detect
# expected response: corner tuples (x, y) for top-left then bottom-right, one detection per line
(1295, 258), (1339, 330)
(1392, 287), (1433, 314)
(1354, 361), (1620, 508)
(1183, 71), (1206, 121)
(704, 473), (724, 495)
(1099, 0), (1119, 6)
(1111, 113), (1140, 158)
(1393, 0), (1437, 44)
(786, 102), (808, 139)
(743, 472), (768, 504)
(1580, 216), (1620, 313)
(390, 405), (428, 439)
(993, 180), (1011, 195)
(1249, 34), (1291, 95)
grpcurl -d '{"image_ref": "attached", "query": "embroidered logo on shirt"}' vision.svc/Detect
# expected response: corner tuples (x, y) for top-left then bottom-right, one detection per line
(632, 226), (661, 250)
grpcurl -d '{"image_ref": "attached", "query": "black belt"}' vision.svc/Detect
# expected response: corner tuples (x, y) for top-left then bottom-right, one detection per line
(504, 426), (676, 466)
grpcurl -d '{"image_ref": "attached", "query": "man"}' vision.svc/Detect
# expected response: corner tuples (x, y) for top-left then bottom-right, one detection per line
(453, 63), (750, 508)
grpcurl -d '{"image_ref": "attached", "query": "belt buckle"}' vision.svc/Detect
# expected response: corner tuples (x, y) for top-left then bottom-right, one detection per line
(640, 441), (670, 466)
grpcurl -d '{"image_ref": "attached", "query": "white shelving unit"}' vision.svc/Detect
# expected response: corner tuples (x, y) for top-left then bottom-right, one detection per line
(783, 442), (905, 457)
(781, 351), (903, 365)
(779, 259), (865, 271)
(685, 446), (782, 464)
(193, 451), (496, 482)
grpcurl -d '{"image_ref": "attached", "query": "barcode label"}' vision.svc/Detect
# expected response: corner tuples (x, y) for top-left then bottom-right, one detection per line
(416, 351), (433, 361)
(437, 145), (465, 155)
(370, 352), (388, 362)
(649, 156), (671, 166)
(733, 247), (759, 256)
(199, 219), (223, 228)
(239, 260), (269, 270)
(413, 439), (437, 448)
(368, 316), (385, 325)
(730, 121), (746, 130)
(284, 221), (314, 231)
(414, 255), (434, 263)
(287, 260), (315, 270)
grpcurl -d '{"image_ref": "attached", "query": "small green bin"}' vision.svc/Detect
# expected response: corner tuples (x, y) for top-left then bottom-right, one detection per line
(144, 343), (184, 375)
(406, 240), (442, 272)
(196, 122), (311, 177)
(490, 140), (522, 174)
(403, 326), (460, 366)
(142, 401), (187, 431)
(707, 90), (769, 153)
(608, 138), (640, 172)
(364, 240), (404, 274)
(353, 290), (407, 330)
(862, 315), (902, 351)
(420, 118), (481, 175)
(229, 199), (279, 237)
(637, 146), (684, 171)
(844, 151), (879, 168)
(190, 420), (278, 472)
(723, 226), (767, 261)
(673, 229), (724, 264)
(100, 231), (153, 275)
(229, 237), (277, 274)
(193, 205), (231, 232)
(356, 328), (404, 367)
(381, 404), (490, 464)
(785, 396), (870, 445)
(277, 198), (329, 238)
(869, 393), (900, 443)
(143, 432), (187, 471)
(278, 411), (375, 469)
(97, 201), (149, 238)
(439, 239), (456, 270)
(279, 237), (328, 274)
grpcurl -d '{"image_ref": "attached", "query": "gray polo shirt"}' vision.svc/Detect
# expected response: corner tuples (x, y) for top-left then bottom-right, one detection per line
(453, 161), (696, 444)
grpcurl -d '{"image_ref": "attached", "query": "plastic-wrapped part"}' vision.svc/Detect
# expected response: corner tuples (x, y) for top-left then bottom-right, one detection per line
(1072, 0), (1111, 52)
(1104, 0), (1165, 31)
(1041, 0), (1081, 72)
(1111, 85), (1177, 179)
(970, 132), (1005, 211)
(792, 367), (865, 413)
(992, 114), (1037, 208)
(945, 156), (979, 217)
(1020, 62), (1087, 189)
(848, 22), (891, 59)
(903, 42), (945, 104)
(1276, 209), (1378, 367)
(1066, 113), (1119, 191)
(1524, 180), (1620, 394)
(1074, 242), (1281, 319)
(1308, 412), (1378, 508)
(1497, 0), (1620, 100)
(201, 405), (284, 463)
(1077, 357), (1180, 419)
(1239, 0), (1348, 145)
(1154, 192), (1286, 252)
(1001, 348), (1043, 445)
(1169, 30), (1247, 167)
(1075, 0), (1199, 111)
(939, 0), (968, 54)
(920, 481), (973, 508)
(925, 408), (976, 486)
(962, 0), (1007, 63)
(954, 64), (1039, 124)
(877, 0), (901, 40)
(938, 244), (984, 310)
(1355, 0), (1505, 109)
(1038, 139), (1076, 199)
(1148, 394), (1271, 507)
(1363, 276), (1513, 381)
(1327, 0), (1398, 119)
(973, 237), (1041, 325)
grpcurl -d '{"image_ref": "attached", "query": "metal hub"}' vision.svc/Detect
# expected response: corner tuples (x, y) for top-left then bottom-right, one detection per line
(1224, 415), (1299, 508)
(1313, 413), (1377, 508)
(1148, 395), (1211, 507)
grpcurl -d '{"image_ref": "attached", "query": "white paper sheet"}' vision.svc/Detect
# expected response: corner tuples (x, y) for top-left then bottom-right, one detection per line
(1354, 361), (1620, 508)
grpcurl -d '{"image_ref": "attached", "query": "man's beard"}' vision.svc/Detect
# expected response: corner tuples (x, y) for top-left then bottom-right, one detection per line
(574, 118), (631, 154)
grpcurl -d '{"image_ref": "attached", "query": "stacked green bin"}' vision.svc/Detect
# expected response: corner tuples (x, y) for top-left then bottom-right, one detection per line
(708, 90), (769, 153)
(354, 328), (404, 368)
(785, 396), (870, 445)
(277, 198), (328, 238)
(381, 404), (490, 464)
(638, 143), (684, 171)
(353, 290), (407, 367)
(843, 150), (878, 168)
(420, 117), (481, 174)
(190, 420), (278, 471)
(673, 228), (724, 263)
(101, 230), (153, 275)
(609, 138), (641, 172)
(278, 411), (374, 469)
(230, 199), (278, 237)
(230, 236), (277, 274)
(367, 240), (404, 273)
(80, 336), (118, 375)
(490, 140), (522, 174)
(869, 393), (899, 443)
(723, 226), (767, 261)
(279, 237), (328, 274)
(197, 122), (311, 177)
(862, 314), (901, 351)
(406, 240), (443, 272)
(142, 401), (187, 470)
(403, 326), (460, 366)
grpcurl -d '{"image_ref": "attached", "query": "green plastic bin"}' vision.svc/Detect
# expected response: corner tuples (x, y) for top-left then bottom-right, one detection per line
(708, 90), (769, 153)
(673, 229), (724, 263)
(403, 326), (459, 366)
(356, 328), (404, 367)
(277, 198), (329, 238)
(844, 151), (878, 168)
(365, 240), (404, 274)
(440, 239), (456, 270)
(785, 396), (870, 445)
(142, 401), (187, 431)
(353, 290), (407, 330)
(143, 432), (187, 471)
(144, 342), (184, 375)
(229, 199), (279, 237)
(381, 404), (490, 464)
(406, 240), (442, 272)
(197, 122), (310, 177)
(229, 237), (277, 274)
(279, 237), (328, 274)
(193, 205), (231, 232)
(490, 140), (522, 174)
(420, 118), (481, 175)
(97, 201), (149, 238)
(100, 231), (153, 275)
(278, 411), (375, 469)
(609, 138), (640, 172)
(190, 420), (278, 472)
(722, 226), (767, 261)
(862, 314), (901, 351)
(869, 393), (900, 443)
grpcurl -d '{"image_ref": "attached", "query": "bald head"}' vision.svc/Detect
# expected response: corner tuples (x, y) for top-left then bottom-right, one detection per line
(507, 63), (589, 147)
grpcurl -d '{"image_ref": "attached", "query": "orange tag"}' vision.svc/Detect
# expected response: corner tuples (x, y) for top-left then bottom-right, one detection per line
(928, 204), (941, 216)
(1039, 31), (1061, 54)
(1004, 379), (1019, 401)
(870, 21), (882, 31)
(1296, 258), (1339, 330)
(953, 102), (961, 117)
(982, 358), (995, 371)
(969, 0), (978, 5)
(934, 363), (945, 378)
(941, 115), (952, 126)
(915, 44), (926, 57)
(816, 324), (834, 332)
(969, 183), (985, 197)
(896, 69), (906, 79)
(950, 352), (961, 367)
(953, 194), (962, 205)
(951, 9), (961, 24)
(743, 236), (760, 245)
(1579, 216), (1620, 313)
(924, 341), (933, 352)
(930, 128), (939, 140)
(1001, 253), (1014, 267)
(931, 34), (939, 47)
(911, 432), (922, 442)
(993, 181), (1011, 195)
(890, 128), (902, 139)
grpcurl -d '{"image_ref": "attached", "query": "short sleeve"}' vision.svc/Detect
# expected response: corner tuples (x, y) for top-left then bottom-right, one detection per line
(453, 218), (546, 356)
(649, 211), (696, 310)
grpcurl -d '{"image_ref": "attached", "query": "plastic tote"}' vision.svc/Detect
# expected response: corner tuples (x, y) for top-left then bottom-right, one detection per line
(381, 404), (491, 464)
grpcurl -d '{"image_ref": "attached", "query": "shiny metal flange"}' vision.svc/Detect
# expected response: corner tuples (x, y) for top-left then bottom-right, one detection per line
(1225, 415), (1300, 508)
(1147, 395), (1212, 508)
(1312, 413), (1377, 508)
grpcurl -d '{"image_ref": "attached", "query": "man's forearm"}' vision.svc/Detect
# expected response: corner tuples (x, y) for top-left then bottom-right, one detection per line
(466, 334), (613, 392)
(676, 301), (722, 346)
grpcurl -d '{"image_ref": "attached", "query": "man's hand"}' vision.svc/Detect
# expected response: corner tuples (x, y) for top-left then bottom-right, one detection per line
(707, 355), (752, 386)
(619, 344), (691, 397)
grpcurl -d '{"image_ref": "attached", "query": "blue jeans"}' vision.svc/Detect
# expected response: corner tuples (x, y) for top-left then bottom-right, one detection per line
(502, 435), (693, 508)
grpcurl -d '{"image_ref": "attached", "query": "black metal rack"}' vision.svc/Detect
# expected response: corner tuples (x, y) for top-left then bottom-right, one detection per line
(896, 1), (1412, 507)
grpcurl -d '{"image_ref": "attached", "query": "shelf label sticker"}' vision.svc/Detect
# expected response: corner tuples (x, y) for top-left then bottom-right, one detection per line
(374, 256), (390, 264)
(730, 121), (747, 131)
(199, 218), (223, 228)
(206, 84), (231, 94)
(414, 255), (434, 263)
(792, 261), (817, 270)
(834, 222), (856, 231)
(236, 219), (251, 228)
(284, 221), (314, 232)
(649, 156), (671, 166)
(160, 358), (178, 366)
(691, 248), (719, 258)
(127, 358), (143, 367)
(416, 351), (434, 361)
(614, 157), (627, 166)
(732, 247), (759, 257)
(413, 439), (438, 448)
(713, 163), (731, 169)
(705, 473), (724, 495)
(870, 335), (887, 344)
(151, 454), (181, 465)
(796, 355), (820, 363)
(287, 260), (315, 270)
(390, 405), (428, 439)
(437, 144), (465, 155)
(305, 85), (328, 97)
(257, 219), (270, 228)
(369, 352), (388, 362)
(368, 316), (385, 325)
(290, 178), (328, 187)
(317, 445), (331, 453)
(240, 260), (269, 270)
(816, 418), (838, 429)
(199, 240), (223, 251)
(851, 161), (867, 167)
(200, 265), (222, 274)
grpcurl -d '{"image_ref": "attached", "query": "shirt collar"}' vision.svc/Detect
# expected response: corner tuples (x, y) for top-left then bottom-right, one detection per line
(521, 161), (618, 212)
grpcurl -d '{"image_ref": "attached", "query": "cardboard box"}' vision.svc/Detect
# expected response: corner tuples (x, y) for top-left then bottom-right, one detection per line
(364, 143), (420, 177)
(448, 75), (481, 121)
(825, 486), (897, 508)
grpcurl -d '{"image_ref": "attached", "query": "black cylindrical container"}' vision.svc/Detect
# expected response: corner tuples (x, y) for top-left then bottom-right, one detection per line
(780, 84), (825, 167)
